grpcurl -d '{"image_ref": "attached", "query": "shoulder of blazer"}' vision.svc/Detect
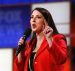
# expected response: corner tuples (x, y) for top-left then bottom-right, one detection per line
(53, 34), (67, 44)
(53, 34), (66, 41)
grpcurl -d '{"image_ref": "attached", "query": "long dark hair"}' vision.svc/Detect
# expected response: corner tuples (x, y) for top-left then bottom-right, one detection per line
(29, 7), (59, 45)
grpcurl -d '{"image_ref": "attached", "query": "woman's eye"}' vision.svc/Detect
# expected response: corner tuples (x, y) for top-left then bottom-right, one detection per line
(37, 16), (41, 18)
(30, 16), (33, 18)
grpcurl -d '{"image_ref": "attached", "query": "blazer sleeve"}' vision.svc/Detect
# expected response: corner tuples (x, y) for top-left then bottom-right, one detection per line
(49, 34), (67, 65)
(13, 42), (29, 71)
(14, 56), (25, 71)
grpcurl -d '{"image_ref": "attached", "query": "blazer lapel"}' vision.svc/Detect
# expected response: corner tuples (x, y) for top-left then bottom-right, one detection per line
(34, 37), (48, 60)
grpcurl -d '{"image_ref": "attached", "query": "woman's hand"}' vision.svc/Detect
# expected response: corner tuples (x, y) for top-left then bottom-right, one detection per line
(43, 19), (53, 38)
(17, 37), (25, 62)
(43, 26), (53, 38)
(18, 37), (24, 46)
(42, 20), (53, 48)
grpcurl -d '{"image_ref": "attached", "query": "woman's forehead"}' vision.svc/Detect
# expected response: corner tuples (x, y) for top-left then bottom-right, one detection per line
(31, 10), (43, 16)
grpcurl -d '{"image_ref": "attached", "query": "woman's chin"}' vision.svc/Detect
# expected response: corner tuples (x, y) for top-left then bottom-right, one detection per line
(32, 28), (37, 32)
(32, 30), (36, 32)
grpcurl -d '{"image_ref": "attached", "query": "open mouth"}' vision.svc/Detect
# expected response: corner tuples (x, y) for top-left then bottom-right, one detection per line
(32, 24), (36, 28)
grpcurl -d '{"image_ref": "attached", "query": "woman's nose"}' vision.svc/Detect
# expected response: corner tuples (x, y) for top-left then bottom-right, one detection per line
(32, 18), (36, 22)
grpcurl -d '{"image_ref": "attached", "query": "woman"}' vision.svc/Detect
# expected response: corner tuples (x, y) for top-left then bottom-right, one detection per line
(14, 7), (67, 71)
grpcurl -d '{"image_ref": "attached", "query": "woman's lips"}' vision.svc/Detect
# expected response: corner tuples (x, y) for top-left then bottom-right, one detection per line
(32, 24), (36, 28)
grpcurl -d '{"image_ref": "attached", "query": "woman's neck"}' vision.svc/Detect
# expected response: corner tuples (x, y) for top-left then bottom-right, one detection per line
(36, 32), (44, 41)
(33, 32), (44, 52)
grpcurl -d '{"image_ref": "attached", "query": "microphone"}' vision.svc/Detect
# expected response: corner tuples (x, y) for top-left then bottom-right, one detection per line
(16, 28), (31, 56)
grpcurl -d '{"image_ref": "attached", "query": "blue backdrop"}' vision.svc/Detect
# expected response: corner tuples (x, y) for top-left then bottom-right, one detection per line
(0, 0), (68, 5)
(0, 0), (70, 48)
(0, 5), (31, 48)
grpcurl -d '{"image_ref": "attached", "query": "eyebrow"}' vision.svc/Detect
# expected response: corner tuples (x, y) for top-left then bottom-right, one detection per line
(31, 14), (43, 17)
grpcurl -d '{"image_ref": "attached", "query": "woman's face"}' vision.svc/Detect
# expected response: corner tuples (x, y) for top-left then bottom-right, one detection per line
(30, 10), (45, 33)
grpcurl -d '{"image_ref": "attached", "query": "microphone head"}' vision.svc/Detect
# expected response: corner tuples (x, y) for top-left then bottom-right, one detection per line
(23, 28), (31, 39)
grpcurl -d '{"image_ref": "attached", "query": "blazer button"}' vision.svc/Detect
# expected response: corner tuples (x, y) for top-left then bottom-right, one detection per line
(35, 62), (37, 64)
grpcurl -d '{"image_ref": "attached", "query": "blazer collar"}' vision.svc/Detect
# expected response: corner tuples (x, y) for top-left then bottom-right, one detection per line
(34, 37), (48, 60)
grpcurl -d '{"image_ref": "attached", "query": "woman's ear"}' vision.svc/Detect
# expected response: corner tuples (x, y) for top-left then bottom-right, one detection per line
(42, 19), (48, 30)
(44, 19), (48, 26)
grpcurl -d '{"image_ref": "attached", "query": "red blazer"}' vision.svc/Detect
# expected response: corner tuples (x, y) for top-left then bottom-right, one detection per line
(14, 34), (67, 71)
